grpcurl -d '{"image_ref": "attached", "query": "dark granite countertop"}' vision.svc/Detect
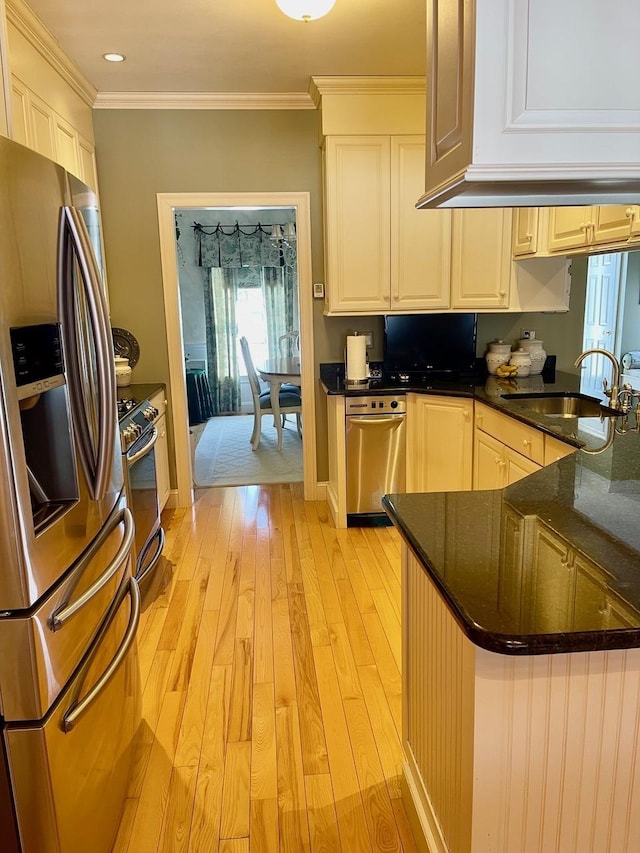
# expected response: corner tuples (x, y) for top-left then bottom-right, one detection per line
(321, 362), (640, 655)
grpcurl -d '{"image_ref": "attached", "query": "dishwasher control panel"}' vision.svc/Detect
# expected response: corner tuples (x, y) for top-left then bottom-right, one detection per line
(345, 395), (407, 415)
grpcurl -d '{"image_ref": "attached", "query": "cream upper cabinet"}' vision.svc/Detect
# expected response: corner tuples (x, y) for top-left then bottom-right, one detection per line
(512, 208), (539, 257)
(547, 206), (639, 254)
(451, 208), (513, 309)
(324, 136), (391, 313)
(546, 207), (594, 253)
(324, 135), (451, 314)
(406, 394), (473, 493)
(390, 137), (451, 311)
(421, 1), (640, 208)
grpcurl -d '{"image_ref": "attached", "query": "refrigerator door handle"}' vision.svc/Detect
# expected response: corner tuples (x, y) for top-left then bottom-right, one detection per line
(58, 205), (116, 501)
(62, 575), (141, 733)
(49, 507), (135, 631)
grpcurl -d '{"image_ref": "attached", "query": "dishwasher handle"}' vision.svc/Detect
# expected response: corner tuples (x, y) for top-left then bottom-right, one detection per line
(346, 415), (406, 426)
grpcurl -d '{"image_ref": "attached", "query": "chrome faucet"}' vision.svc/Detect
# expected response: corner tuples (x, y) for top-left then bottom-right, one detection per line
(574, 348), (622, 410)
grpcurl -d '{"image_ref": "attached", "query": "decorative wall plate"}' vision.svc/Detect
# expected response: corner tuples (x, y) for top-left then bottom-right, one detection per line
(111, 327), (140, 368)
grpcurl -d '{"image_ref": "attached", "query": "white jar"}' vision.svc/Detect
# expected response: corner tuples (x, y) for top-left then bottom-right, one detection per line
(509, 349), (532, 377)
(485, 341), (512, 374)
(517, 339), (547, 375)
(114, 356), (132, 387)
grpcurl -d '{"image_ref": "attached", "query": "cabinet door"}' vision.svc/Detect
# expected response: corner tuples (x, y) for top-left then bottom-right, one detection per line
(503, 446), (541, 485)
(407, 394), (473, 493)
(546, 206), (593, 252)
(473, 429), (505, 491)
(324, 136), (391, 313)
(512, 208), (539, 257)
(10, 77), (30, 147)
(592, 205), (634, 245)
(27, 91), (56, 162)
(53, 114), (80, 177)
(155, 413), (171, 512)
(390, 137), (450, 310)
(573, 554), (608, 632)
(628, 206), (640, 240)
(543, 435), (576, 466)
(450, 208), (512, 309)
(529, 525), (574, 633)
(424, 0), (475, 196)
(78, 135), (98, 192)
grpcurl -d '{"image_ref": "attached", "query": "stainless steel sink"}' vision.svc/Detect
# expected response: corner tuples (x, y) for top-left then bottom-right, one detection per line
(500, 393), (614, 418)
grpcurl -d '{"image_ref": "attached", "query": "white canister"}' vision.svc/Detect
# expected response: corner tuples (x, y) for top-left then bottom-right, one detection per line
(517, 339), (547, 375)
(485, 341), (512, 375)
(115, 356), (132, 387)
(509, 349), (532, 377)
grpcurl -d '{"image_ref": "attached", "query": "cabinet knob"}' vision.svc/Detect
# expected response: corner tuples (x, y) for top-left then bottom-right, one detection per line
(626, 208), (634, 219)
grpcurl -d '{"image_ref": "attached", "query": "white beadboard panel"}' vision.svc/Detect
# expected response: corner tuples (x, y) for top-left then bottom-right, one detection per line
(472, 646), (640, 852)
(404, 550), (475, 853)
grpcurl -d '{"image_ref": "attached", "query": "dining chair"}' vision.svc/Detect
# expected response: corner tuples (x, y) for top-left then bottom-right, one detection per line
(239, 336), (302, 450)
(278, 331), (300, 358)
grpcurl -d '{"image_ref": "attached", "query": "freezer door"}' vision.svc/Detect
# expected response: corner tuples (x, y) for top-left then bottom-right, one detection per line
(0, 504), (134, 721)
(5, 575), (141, 853)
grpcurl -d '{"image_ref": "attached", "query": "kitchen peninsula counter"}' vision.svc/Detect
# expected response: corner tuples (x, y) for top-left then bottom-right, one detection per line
(383, 409), (640, 851)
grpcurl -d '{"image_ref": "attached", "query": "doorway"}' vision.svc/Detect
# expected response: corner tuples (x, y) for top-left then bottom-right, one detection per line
(157, 192), (317, 507)
(580, 252), (623, 397)
(175, 206), (302, 487)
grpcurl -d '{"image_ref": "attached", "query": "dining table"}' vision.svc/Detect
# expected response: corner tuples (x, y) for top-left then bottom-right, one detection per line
(255, 356), (301, 451)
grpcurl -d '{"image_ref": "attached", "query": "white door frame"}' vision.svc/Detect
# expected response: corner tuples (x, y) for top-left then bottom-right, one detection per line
(157, 191), (317, 507)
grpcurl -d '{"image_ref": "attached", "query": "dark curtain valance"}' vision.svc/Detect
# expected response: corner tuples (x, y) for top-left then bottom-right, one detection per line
(193, 222), (296, 269)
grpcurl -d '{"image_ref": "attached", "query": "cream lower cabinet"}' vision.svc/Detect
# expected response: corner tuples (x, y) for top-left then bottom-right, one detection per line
(473, 428), (541, 490)
(323, 135), (451, 314)
(406, 394), (473, 493)
(451, 208), (513, 309)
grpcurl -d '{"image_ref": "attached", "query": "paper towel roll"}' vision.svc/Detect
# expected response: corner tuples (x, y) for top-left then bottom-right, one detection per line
(346, 334), (368, 381)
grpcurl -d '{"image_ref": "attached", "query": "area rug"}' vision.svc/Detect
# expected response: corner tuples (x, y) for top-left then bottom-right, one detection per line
(192, 414), (303, 487)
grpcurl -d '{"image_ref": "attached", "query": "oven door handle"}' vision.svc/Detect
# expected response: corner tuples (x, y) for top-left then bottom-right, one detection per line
(62, 575), (141, 733)
(127, 426), (159, 466)
(49, 507), (135, 631)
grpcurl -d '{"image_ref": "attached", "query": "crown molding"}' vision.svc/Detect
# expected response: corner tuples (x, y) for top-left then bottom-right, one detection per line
(6, 0), (96, 107)
(94, 91), (316, 110)
(309, 75), (426, 107)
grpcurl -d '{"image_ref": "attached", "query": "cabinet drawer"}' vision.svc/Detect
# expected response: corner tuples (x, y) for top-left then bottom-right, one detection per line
(475, 403), (544, 465)
(544, 434), (576, 466)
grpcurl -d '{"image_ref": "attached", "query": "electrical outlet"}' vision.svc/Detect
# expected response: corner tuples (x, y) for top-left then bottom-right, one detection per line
(521, 329), (535, 340)
(364, 331), (374, 349)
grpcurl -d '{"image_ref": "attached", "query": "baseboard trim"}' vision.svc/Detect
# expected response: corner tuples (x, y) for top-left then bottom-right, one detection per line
(314, 481), (328, 501)
(402, 755), (450, 853)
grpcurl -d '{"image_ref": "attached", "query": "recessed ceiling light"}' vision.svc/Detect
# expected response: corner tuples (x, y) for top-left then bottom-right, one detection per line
(103, 53), (126, 62)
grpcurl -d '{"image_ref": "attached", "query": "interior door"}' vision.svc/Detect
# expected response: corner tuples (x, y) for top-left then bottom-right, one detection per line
(580, 253), (621, 397)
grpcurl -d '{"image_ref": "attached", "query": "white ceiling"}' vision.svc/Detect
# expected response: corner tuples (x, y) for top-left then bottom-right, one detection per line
(21, 0), (426, 95)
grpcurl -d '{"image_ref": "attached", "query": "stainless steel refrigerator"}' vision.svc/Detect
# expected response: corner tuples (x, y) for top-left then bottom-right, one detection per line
(0, 137), (141, 852)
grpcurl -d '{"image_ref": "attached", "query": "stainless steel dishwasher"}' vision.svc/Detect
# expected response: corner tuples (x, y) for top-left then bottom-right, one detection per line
(345, 394), (407, 526)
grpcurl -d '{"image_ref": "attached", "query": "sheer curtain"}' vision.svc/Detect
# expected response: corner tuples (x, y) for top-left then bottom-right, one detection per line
(196, 223), (298, 413)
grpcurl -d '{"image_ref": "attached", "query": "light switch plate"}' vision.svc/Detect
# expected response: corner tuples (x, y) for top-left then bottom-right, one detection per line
(313, 282), (324, 299)
(364, 331), (374, 348)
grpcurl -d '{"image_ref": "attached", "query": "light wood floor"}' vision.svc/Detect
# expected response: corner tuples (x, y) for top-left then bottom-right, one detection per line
(112, 483), (417, 852)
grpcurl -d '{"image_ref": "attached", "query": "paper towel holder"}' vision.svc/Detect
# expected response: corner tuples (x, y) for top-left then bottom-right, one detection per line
(345, 331), (370, 386)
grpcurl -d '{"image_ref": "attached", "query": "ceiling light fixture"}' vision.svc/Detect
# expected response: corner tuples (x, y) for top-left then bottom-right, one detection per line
(103, 53), (126, 62)
(275, 0), (336, 22)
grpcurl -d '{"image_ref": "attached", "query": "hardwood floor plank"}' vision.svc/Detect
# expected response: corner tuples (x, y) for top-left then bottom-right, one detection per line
(272, 596), (296, 708)
(157, 581), (191, 651)
(188, 665), (232, 852)
(250, 798), (279, 853)
(174, 609), (218, 767)
(305, 774), (341, 853)
(235, 533), (256, 640)
(253, 529), (275, 685)
(219, 740), (252, 839)
(160, 764), (198, 853)
(358, 664), (404, 799)
(250, 681), (277, 800)
(361, 611), (402, 734)
(343, 696), (402, 851)
(328, 621), (364, 701)
(276, 703), (311, 853)
(335, 577), (375, 667)
(219, 840), (249, 853)
(168, 556), (211, 692)
(213, 543), (242, 666)
(288, 584), (330, 774)
(227, 637), (253, 743)
(391, 798), (420, 853)
(371, 587), (402, 671)
(111, 797), (138, 853)
(312, 644), (371, 851)
(127, 691), (186, 853)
